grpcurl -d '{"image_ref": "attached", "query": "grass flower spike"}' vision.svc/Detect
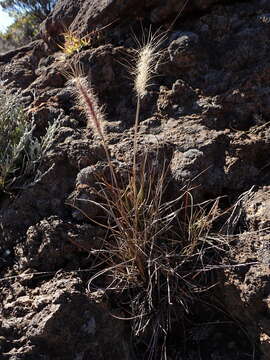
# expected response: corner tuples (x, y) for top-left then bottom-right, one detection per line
(66, 63), (118, 185)
(68, 70), (105, 140)
(132, 30), (165, 194)
(135, 44), (154, 98)
(134, 30), (165, 99)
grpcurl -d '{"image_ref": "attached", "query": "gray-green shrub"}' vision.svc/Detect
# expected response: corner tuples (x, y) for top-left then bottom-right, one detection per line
(0, 87), (59, 194)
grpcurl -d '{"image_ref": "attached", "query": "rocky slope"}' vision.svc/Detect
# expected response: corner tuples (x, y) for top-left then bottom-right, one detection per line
(0, 0), (270, 359)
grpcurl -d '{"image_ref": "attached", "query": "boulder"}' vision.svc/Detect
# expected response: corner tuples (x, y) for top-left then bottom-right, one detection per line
(41, 0), (222, 42)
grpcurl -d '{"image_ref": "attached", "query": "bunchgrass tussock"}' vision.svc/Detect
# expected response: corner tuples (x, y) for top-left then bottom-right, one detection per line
(83, 157), (228, 360)
(67, 28), (230, 360)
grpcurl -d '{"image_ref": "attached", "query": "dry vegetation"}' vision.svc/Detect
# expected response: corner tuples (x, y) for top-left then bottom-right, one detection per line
(65, 31), (231, 359)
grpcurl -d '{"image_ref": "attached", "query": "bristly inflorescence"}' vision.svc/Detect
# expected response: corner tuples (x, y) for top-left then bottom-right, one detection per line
(133, 29), (165, 99)
(65, 63), (106, 140)
(70, 76), (105, 138)
(65, 62), (118, 185)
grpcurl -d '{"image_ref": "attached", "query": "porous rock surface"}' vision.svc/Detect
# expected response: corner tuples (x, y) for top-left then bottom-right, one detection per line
(0, 0), (270, 359)
(41, 0), (221, 43)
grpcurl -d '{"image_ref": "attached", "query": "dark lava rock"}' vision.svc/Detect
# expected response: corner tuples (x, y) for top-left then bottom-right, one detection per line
(41, 0), (221, 43)
(0, 0), (270, 359)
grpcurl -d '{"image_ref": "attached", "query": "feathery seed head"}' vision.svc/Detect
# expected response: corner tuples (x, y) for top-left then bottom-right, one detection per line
(135, 44), (155, 99)
(63, 62), (105, 139)
(134, 31), (165, 99)
(71, 75), (105, 138)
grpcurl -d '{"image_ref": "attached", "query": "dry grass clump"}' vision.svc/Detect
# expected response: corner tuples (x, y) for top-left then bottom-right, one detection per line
(86, 161), (227, 359)
(67, 30), (229, 359)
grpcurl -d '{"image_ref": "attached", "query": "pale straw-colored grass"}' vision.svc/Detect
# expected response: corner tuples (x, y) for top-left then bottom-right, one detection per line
(133, 29), (165, 99)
